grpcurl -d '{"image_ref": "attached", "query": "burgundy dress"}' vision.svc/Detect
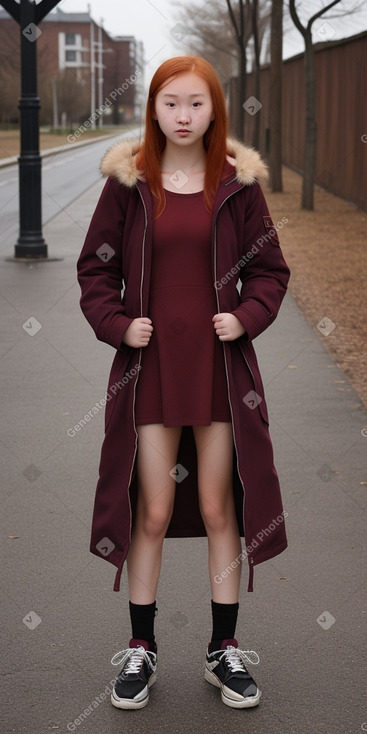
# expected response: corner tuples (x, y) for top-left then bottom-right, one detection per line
(134, 188), (231, 426)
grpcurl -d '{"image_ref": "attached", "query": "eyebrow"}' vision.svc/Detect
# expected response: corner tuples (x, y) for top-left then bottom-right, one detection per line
(162, 93), (206, 98)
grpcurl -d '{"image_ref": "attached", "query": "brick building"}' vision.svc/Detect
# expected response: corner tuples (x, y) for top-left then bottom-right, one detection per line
(0, 6), (144, 127)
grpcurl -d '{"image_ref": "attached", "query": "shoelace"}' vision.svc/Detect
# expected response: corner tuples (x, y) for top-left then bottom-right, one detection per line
(111, 646), (155, 675)
(220, 646), (260, 673)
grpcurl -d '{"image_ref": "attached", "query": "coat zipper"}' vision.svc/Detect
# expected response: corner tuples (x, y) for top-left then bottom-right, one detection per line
(114, 189), (148, 591)
(126, 188), (147, 550)
(213, 188), (254, 589)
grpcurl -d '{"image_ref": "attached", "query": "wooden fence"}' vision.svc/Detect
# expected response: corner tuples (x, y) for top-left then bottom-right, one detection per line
(227, 31), (367, 211)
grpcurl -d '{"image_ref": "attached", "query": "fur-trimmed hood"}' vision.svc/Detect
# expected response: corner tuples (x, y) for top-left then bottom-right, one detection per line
(100, 136), (268, 188)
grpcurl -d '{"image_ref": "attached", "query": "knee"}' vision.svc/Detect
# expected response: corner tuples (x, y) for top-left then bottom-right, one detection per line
(200, 500), (231, 533)
(138, 504), (172, 539)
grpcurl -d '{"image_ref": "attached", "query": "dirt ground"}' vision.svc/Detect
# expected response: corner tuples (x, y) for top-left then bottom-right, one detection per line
(0, 129), (120, 159)
(264, 166), (367, 407)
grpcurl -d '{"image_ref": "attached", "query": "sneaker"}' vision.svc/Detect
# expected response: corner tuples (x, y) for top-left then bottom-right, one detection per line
(205, 638), (261, 708)
(110, 638), (157, 710)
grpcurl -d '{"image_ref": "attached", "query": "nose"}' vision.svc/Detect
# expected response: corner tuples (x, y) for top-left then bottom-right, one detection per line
(176, 107), (191, 124)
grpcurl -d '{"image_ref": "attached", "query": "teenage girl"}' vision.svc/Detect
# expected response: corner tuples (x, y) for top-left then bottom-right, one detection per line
(77, 55), (290, 711)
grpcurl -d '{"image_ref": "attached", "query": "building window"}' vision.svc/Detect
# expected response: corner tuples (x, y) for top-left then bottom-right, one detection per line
(59, 32), (85, 70)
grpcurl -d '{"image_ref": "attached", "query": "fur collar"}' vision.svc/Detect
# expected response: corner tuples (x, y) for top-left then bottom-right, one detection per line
(100, 136), (268, 187)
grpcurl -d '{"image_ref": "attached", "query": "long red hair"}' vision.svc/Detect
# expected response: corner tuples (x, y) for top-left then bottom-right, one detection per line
(136, 56), (228, 218)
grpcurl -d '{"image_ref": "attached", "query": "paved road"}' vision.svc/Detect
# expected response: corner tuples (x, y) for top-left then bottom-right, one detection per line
(0, 127), (142, 254)
(1, 176), (366, 733)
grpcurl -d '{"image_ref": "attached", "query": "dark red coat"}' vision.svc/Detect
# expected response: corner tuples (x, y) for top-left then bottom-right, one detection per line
(77, 138), (291, 593)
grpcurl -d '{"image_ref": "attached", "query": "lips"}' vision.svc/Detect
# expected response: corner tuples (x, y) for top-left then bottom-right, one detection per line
(176, 129), (191, 133)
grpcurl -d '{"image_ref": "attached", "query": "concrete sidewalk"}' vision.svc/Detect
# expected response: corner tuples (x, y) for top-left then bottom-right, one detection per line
(1, 180), (366, 734)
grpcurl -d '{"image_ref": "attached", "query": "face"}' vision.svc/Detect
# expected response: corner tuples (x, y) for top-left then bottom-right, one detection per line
(153, 72), (214, 147)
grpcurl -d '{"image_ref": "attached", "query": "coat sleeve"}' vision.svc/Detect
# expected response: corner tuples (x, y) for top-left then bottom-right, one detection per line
(231, 182), (290, 342)
(77, 177), (134, 350)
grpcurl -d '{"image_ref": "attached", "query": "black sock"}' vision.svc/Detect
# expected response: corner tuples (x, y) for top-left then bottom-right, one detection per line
(129, 601), (157, 646)
(209, 600), (239, 653)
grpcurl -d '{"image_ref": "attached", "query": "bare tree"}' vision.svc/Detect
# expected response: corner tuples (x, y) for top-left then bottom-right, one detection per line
(289, 0), (343, 209)
(269, 0), (283, 191)
(251, 0), (261, 148)
(172, 0), (271, 141)
(172, 0), (237, 86)
(226, 0), (251, 138)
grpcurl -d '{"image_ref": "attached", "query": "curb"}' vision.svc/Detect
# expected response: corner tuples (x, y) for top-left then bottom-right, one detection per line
(0, 131), (126, 169)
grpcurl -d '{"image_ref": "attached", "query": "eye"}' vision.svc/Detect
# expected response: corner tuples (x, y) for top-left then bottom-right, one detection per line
(192, 102), (202, 108)
(167, 102), (175, 108)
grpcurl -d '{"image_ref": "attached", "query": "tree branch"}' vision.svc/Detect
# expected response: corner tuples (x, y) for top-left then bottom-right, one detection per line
(288, 0), (306, 38)
(226, 0), (242, 45)
(289, 0), (344, 37)
(307, 0), (342, 32)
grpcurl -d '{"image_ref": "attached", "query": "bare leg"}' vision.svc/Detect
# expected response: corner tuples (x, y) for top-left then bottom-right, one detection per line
(127, 424), (182, 604)
(193, 422), (242, 603)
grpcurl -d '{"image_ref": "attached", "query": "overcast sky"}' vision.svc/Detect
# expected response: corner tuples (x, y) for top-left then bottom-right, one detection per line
(57, 0), (367, 86)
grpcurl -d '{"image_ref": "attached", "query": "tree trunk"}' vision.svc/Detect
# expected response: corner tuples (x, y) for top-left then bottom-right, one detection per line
(238, 43), (246, 139)
(252, 0), (261, 149)
(226, 0), (247, 140)
(302, 29), (316, 210)
(269, 0), (283, 191)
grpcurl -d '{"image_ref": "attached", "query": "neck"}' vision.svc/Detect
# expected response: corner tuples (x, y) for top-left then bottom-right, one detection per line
(160, 138), (207, 174)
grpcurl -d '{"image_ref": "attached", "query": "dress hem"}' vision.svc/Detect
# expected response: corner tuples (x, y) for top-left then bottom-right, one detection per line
(135, 416), (232, 427)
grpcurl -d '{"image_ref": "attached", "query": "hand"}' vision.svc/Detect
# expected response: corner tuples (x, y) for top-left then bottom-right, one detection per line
(212, 312), (245, 341)
(122, 317), (153, 348)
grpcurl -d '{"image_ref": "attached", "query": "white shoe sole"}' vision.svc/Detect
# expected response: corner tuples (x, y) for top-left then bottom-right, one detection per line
(205, 667), (261, 709)
(111, 672), (157, 710)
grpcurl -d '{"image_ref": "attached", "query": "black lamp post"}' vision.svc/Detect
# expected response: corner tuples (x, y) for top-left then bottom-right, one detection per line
(1, 0), (61, 259)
